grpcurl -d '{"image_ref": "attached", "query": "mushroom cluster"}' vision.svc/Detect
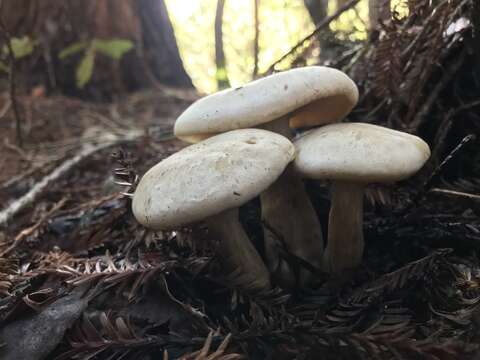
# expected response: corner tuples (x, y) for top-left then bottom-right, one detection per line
(132, 66), (431, 293)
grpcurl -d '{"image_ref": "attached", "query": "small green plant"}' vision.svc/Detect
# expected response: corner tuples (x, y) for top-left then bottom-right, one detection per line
(0, 36), (35, 72)
(59, 38), (134, 89)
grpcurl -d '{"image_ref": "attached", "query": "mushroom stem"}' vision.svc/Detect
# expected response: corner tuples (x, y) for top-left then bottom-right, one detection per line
(260, 165), (324, 288)
(323, 180), (365, 273)
(205, 208), (271, 292)
(258, 117), (324, 288)
(258, 115), (293, 138)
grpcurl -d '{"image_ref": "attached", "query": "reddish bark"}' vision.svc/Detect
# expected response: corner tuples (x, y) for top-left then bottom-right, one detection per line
(0, 0), (192, 99)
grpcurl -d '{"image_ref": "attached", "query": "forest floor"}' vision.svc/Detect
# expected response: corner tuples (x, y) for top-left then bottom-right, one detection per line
(0, 85), (479, 360)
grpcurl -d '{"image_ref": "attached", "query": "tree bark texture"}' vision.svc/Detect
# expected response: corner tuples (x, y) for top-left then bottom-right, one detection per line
(303, 0), (328, 26)
(0, 0), (192, 99)
(252, 0), (260, 78)
(302, 0), (335, 61)
(214, 0), (230, 89)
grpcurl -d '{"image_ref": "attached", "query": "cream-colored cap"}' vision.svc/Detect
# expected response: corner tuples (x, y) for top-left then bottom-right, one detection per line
(174, 66), (359, 143)
(294, 123), (431, 183)
(132, 129), (295, 229)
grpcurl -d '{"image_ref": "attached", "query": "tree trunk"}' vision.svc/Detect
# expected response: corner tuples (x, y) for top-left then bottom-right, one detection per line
(0, 0), (193, 100)
(138, 0), (193, 88)
(302, 0), (334, 61)
(252, 0), (260, 78)
(369, 0), (391, 29)
(214, 0), (230, 90)
(303, 0), (328, 26)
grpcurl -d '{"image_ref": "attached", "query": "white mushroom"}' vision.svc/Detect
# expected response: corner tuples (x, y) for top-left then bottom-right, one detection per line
(173, 66), (358, 288)
(174, 66), (358, 142)
(132, 129), (295, 292)
(294, 123), (431, 274)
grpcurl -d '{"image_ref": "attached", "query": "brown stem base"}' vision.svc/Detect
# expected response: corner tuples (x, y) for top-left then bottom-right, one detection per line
(323, 181), (364, 274)
(261, 164), (324, 289)
(205, 208), (271, 293)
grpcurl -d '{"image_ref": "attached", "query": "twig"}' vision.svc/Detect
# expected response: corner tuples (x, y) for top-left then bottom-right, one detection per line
(405, 134), (476, 212)
(1, 197), (68, 256)
(0, 97), (11, 119)
(364, 98), (387, 122)
(3, 137), (31, 161)
(54, 192), (121, 218)
(452, 99), (480, 115)
(0, 160), (55, 190)
(264, 0), (360, 74)
(0, 131), (141, 226)
(428, 110), (453, 172)
(420, 134), (476, 192)
(429, 188), (480, 201)
(0, 1), (23, 147)
(341, 44), (369, 73)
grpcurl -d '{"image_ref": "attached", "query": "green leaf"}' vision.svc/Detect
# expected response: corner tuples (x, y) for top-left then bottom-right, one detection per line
(0, 61), (9, 73)
(4, 36), (34, 59)
(59, 41), (88, 59)
(215, 67), (228, 81)
(93, 39), (134, 60)
(76, 47), (95, 89)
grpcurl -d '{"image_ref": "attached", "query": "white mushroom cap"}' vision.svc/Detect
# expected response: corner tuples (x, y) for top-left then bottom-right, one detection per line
(174, 66), (359, 143)
(294, 123), (431, 183)
(132, 129), (295, 229)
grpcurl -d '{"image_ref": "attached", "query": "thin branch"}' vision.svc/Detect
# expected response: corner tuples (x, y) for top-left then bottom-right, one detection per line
(404, 134), (477, 213)
(420, 134), (476, 192)
(264, 0), (360, 74)
(452, 99), (480, 115)
(0, 97), (11, 119)
(1, 197), (68, 256)
(429, 188), (480, 201)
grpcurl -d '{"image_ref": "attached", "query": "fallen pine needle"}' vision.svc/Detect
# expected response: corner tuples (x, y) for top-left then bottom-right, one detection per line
(0, 131), (141, 227)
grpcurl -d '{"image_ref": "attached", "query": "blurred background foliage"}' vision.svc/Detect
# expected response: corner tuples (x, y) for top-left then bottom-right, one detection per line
(166, 0), (405, 93)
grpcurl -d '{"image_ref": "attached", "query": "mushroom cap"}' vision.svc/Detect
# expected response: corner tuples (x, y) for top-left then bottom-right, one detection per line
(294, 123), (431, 183)
(132, 129), (295, 230)
(174, 66), (358, 143)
